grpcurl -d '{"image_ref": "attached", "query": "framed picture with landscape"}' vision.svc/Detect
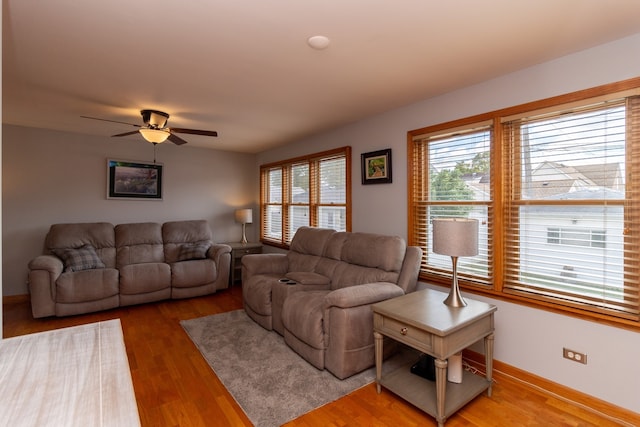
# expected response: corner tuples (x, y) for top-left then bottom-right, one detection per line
(107, 159), (163, 200)
(361, 148), (392, 184)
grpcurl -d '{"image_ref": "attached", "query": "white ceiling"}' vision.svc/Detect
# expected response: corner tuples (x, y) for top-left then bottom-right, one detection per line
(4, 0), (640, 153)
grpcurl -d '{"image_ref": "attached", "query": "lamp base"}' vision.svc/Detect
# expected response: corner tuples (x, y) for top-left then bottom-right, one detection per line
(443, 256), (467, 307)
(240, 223), (248, 244)
(443, 285), (467, 307)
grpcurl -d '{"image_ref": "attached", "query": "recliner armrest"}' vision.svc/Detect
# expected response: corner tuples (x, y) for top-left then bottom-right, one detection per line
(28, 255), (64, 277)
(323, 282), (404, 309)
(285, 271), (330, 286)
(207, 243), (232, 264)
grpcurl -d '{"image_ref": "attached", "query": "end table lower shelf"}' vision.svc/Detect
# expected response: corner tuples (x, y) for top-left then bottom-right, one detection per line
(379, 360), (491, 419)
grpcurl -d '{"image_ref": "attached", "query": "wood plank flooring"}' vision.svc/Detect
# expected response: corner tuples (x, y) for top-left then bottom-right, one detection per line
(3, 287), (636, 426)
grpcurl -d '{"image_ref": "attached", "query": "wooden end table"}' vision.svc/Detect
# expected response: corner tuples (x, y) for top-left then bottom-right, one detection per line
(373, 288), (496, 427)
(225, 242), (263, 285)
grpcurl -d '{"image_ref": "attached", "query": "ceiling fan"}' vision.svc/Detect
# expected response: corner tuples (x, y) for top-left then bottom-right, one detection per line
(81, 109), (218, 145)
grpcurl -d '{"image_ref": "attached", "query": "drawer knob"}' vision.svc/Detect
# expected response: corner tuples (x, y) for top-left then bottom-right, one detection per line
(400, 327), (408, 335)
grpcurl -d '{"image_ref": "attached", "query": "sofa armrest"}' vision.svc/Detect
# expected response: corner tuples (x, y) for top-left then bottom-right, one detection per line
(29, 255), (64, 277)
(242, 253), (288, 277)
(324, 282), (404, 309)
(207, 243), (232, 265)
(28, 255), (64, 318)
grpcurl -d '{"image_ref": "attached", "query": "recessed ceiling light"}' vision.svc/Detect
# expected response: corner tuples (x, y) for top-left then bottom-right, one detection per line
(307, 35), (330, 50)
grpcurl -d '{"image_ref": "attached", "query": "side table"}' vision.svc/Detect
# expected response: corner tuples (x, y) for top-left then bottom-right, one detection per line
(373, 288), (496, 427)
(225, 242), (263, 285)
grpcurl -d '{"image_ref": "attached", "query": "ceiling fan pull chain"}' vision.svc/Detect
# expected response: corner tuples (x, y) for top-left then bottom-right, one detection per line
(153, 142), (158, 163)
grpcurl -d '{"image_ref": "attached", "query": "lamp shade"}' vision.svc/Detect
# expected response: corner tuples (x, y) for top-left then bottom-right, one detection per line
(139, 128), (170, 143)
(432, 218), (479, 257)
(234, 208), (253, 224)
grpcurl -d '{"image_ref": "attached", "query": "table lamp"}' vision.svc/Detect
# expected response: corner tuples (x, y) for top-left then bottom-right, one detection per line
(432, 218), (479, 307)
(234, 208), (253, 244)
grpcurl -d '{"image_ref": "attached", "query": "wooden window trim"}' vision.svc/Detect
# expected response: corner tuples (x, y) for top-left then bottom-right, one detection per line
(408, 76), (640, 330)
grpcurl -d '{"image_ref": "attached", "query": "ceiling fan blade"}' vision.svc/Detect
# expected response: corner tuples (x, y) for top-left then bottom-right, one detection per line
(168, 133), (188, 145)
(112, 130), (140, 137)
(170, 127), (218, 137)
(81, 115), (141, 128)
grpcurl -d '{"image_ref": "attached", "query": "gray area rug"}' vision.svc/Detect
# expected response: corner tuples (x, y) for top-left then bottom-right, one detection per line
(181, 309), (414, 427)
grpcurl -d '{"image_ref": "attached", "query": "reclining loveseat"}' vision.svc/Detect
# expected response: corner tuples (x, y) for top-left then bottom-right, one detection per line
(242, 227), (422, 379)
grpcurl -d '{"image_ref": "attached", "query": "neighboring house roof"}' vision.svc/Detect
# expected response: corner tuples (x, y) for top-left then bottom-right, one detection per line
(525, 187), (624, 214)
(576, 163), (622, 190)
(527, 161), (622, 199)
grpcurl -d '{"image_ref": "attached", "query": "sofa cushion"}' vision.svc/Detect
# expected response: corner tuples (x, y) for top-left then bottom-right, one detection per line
(341, 233), (406, 272)
(119, 263), (171, 294)
(170, 259), (216, 288)
(46, 222), (116, 268)
(53, 244), (106, 272)
(177, 242), (210, 261)
(163, 220), (213, 263)
(289, 227), (336, 256)
(115, 222), (165, 267)
(330, 263), (400, 290)
(56, 268), (119, 303)
(287, 227), (337, 272)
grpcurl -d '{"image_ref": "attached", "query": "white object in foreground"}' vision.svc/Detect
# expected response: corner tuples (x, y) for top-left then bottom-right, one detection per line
(0, 319), (140, 427)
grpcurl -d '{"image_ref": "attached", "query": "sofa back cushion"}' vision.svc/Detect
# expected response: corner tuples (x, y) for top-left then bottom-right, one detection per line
(341, 232), (406, 272)
(329, 263), (401, 290)
(115, 222), (165, 268)
(46, 222), (116, 268)
(319, 231), (407, 290)
(287, 227), (336, 272)
(162, 220), (213, 263)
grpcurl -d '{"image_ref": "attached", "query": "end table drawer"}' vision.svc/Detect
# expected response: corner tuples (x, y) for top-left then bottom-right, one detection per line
(376, 316), (433, 351)
(233, 246), (262, 258)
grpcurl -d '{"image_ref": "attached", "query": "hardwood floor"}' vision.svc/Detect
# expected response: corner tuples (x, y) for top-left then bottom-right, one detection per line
(3, 287), (636, 427)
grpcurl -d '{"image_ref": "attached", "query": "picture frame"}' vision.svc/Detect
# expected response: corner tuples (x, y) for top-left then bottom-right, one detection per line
(107, 159), (163, 200)
(361, 149), (392, 184)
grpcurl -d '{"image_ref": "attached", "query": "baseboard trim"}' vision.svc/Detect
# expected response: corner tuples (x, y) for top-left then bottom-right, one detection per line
(3, 294), (30, 305)
(463, 350), (638, 426)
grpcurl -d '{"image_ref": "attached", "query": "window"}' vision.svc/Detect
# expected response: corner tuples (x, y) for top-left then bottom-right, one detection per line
(546, 227), (606, 248)
(410, 122), (493, 287)
(260, 147), (351, 247)
(409, 78), (640, 325)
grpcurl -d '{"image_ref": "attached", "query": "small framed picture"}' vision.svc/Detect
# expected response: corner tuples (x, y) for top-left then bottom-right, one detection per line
(107, 159), (163, 200)
(361, 149), (392, 184)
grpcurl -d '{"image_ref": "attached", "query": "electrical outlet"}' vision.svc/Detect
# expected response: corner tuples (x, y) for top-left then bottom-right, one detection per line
(563, 347), (587, 364)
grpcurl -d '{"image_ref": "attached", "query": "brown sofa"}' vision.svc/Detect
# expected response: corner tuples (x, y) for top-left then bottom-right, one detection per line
(242, 227), (422, 379)
(28, 220), (231, 318)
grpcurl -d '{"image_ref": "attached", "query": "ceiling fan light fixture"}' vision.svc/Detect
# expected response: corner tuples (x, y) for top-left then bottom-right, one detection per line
(141, 109), (169, 128)
(139, 128), (170, 143)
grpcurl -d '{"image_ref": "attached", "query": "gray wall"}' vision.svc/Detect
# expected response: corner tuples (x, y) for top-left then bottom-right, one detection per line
(257, 33), (640, 414)
(2, 125), (258, 296)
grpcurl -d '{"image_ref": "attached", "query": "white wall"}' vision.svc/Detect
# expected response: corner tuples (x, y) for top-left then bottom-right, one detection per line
(257, 33), (640, 414)
(2, 125), (258, 296)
